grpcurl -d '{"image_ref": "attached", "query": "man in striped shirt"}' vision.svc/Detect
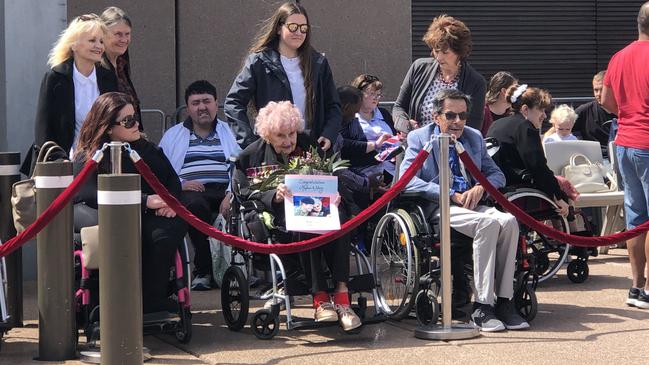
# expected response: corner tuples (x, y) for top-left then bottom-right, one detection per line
(159, 80), (241, 290)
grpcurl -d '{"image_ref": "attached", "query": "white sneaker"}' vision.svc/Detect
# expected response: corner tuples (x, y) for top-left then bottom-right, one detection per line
(191, 275), (211, 291)
(336, 305), (362, 331)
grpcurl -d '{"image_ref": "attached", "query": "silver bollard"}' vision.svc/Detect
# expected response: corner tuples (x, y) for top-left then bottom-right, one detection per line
(0, 152), (23, 328)
(415, 134), (479, 340)
(97, 143), (143, 365)
(35, 159), (76, 360)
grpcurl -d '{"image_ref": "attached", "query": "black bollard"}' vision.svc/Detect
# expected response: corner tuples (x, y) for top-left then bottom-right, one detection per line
(0, 152), (23, 328)
(35, 160), (76, 360)
(98, 173), (143, 365)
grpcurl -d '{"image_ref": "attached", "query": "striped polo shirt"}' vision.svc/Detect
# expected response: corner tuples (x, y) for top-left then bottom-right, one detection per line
(178, 123), (230, 184)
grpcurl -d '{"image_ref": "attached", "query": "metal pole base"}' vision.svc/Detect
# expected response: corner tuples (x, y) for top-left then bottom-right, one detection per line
(79, 347), (151, 364)
(414, 323), (480, 340)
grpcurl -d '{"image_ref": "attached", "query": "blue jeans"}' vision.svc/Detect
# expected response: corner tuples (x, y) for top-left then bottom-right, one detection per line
(617, 145), (649, 229)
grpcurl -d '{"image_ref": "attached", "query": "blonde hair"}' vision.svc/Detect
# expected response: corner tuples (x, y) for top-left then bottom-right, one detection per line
(544, 104), (577, 138)
(48, 14), (107, 67)
(255, 101), (305, 141)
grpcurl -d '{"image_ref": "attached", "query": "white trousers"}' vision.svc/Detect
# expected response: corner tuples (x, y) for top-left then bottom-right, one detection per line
(442, 205), (519, 305)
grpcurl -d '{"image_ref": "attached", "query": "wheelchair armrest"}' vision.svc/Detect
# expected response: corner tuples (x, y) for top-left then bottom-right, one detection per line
(399, 191), (429, 200)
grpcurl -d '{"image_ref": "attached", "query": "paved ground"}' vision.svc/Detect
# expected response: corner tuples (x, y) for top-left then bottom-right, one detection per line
(2, 248), (649, 364)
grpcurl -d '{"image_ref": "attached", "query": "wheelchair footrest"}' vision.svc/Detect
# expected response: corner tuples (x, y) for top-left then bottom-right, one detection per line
(347, 274), (375, 292)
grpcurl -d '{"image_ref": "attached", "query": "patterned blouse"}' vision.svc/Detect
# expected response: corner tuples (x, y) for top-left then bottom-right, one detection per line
(419, 68), (460, 126)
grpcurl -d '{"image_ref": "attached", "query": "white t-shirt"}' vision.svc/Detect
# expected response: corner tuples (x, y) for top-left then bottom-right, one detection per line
(72, 62), (100, 151)
(543, 132), (578, 144)
(280, 55), (306, 128)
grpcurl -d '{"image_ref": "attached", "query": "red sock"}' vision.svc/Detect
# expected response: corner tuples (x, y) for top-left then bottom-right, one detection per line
(333, 291), (350, 307)
(313, 291), (330, 308)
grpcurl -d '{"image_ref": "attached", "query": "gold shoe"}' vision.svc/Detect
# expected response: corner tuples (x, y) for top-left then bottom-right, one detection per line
(336, 305), (362, 331)
(314, 302), (339, 322)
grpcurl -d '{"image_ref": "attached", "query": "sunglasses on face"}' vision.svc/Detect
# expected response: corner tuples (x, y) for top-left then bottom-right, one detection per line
(284, 22), (309, 34)
(114, 114), (139, 129)
(443, 111), (468, 121)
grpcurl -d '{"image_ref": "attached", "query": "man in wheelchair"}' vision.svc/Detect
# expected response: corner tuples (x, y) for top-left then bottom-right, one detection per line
(400, 89), (529, 332)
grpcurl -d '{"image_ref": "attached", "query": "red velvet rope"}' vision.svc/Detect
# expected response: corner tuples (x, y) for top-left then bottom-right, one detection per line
(0, 160), (98, 257)
(133, 148), (431, 254)
(458, 150), (649, 247)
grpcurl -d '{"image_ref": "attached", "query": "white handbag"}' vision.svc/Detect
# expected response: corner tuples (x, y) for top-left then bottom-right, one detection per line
(562, 154), (610, 193)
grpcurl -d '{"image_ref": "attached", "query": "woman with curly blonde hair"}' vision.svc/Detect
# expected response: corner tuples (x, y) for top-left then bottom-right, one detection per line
(22, 14), (118, 174)
(393, 15), (486, 133)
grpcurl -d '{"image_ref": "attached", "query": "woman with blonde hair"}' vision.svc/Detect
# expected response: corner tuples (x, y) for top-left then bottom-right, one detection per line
(100, 6), (142, 128)
(22, 14), (117, 173)
(225, 1), (341, 150)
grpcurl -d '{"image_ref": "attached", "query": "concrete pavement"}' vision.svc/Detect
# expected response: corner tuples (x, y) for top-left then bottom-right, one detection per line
(2, 248), (648, 364)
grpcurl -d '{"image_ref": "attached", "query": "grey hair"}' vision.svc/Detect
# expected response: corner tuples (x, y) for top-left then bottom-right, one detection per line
(639, 1), (649, 35)
(431, 89), (472, 116)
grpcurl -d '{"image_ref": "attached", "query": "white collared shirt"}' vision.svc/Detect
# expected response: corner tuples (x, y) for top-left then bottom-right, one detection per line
(72, 62), (100, 150)
(355, 107), (393, 142)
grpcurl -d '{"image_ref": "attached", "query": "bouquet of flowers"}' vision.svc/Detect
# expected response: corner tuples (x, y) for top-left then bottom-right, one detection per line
(247, 146), (349, 193)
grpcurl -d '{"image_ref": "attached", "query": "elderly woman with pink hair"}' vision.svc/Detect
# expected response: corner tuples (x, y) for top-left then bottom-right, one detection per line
(233, 100), (361, 332)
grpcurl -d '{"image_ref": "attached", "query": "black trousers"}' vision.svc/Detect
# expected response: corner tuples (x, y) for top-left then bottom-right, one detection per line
(180, 183), (227, 277)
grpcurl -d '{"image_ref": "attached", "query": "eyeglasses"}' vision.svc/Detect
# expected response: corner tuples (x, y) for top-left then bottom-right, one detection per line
(443, 111), (468, 121)
(364, 91), (383, 100)
(114, 114), (139, 129)
(284, 23), (309, 34)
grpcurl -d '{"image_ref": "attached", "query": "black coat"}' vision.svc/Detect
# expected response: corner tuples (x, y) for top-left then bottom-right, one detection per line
(393, 58), (486, 132)
(486, 112), (568, 202)
(74, 138), (181, 211)
(21, 58), (118, 174)
(340, 107), (396, 168)
(101, 51), (143, 130)
(224, 48), (341, 148)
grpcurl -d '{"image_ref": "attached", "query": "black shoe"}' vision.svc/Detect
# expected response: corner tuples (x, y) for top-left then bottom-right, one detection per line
(470, 303), (505, 332)
(627, 287), (641, 307)
(495, 298), (530, 330)
(634, 289), (649, 309)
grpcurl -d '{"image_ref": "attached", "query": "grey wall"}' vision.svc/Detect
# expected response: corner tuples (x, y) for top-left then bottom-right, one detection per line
(64, 0), (411, 128)
(2, 0), (67, 280)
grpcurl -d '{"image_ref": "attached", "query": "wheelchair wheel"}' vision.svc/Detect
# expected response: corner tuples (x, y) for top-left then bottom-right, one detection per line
(415, 289), (440, 326)
(514, 284), (538, 322)
(251, 309), (279, 340)
(175, 307), (192, 344)
(507, 189), (570, 283)
(567, 258), (589, 283)
(221, 266), (249, 331)
(371, 211), (419, 320)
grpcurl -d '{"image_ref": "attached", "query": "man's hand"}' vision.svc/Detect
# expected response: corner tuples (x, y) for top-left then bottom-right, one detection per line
(146, 194), (168, 210)
(182, 180), (205, 192)
(219, 192), (232, 217)
(274, 183), (292, 203)
(459, 185), (485, 210)
(317, 136), (331, 151)
(451, 192), (463, 206)
(155, 206), (176, 218)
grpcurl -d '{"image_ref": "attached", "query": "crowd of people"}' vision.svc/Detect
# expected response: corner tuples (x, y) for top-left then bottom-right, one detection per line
(22, 1), (649, 333)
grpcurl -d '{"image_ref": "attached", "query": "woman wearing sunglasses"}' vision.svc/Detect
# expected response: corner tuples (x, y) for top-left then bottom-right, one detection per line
(225, 1), (341, 151)
(22, 14), (118, 174)
(73, 92), (187, 313)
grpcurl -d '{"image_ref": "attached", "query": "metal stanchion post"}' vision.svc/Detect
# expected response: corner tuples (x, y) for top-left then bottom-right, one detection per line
(35, 159), (76, 360)
(98, 143), (143, 365)
(415, 134), (479, 340)
(0, 152), (23, 329)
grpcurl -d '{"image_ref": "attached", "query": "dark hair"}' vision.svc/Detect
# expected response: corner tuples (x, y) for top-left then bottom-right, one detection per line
(506, 85), (552, 112)
(300, 196), (315, 205)
(248, 2), (314, 123)
(337, 86), (363, 107)
(351, 74), (383, 92)
(431, 89), (472, 116)
(486, 71), (517, 105)
(185, 80), (217, 104)
(639, 1), (649, 35)
(423, 15), (472, 60)
(75, 92), (134, 162)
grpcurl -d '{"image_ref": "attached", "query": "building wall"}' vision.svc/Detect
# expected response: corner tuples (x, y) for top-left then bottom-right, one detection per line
(65, 0), (411, 134)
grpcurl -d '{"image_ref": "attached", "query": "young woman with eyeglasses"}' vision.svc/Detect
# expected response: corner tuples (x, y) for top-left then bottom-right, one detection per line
(73, 92), (188, 314)
(22, 14), (118, 174)
(225, 1), (341, 151)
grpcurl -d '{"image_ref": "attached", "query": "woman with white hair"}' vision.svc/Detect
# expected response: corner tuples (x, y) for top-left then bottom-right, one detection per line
(233, 100), (361, 332)
(23, 14), (118, 173)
